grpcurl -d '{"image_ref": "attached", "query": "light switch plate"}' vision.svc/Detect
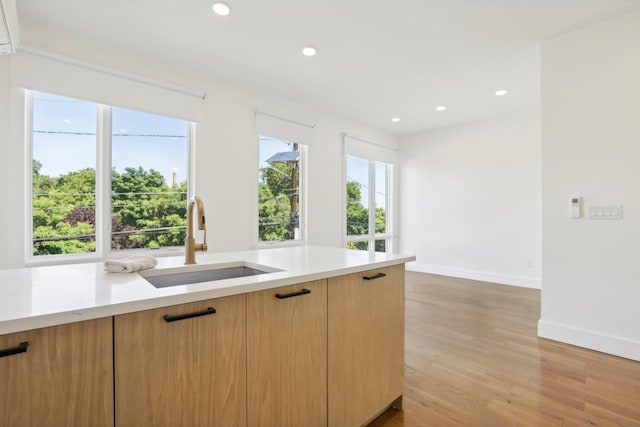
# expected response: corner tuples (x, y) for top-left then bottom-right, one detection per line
(588, 205), (623, 220)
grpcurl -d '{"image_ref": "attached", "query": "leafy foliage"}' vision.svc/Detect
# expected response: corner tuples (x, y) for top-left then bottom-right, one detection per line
(32, 162), (187, 256)
(345, 180), (386, 252)
(258, 182), (290, 241)
(346, 181), (369, 236)
(258, 160), (299, 241)
(111, 167), (187, 249)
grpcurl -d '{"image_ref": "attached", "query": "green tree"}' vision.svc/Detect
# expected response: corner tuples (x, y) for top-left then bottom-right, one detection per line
(32, 164), (96, 255)
(261, 163), (293, 196)
(32, 162), (187, 255)
(111, 167), (186, 249)
(346, 181), (369, 236)
(32, 160), (56, 196)
(345, 180), (386, 252)
(33, 222), (96, 255)
(258, 182), (290, 241)
(259, 160), (299, 241)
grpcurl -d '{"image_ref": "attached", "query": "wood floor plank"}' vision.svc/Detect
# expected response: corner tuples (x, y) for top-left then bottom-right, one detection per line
(367, 272), (640, 427)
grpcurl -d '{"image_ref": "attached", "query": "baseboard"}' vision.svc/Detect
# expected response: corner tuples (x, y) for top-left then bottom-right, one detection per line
(406, 262), (541, 289)
(538, 319), (640, 362)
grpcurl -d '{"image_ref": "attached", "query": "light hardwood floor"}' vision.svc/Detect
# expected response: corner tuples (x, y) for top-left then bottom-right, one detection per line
(368, 272), (640, 427)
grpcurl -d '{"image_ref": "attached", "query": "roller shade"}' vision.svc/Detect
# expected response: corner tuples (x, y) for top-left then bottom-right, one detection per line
(11, 49), (205, 122)
(344, 134), (398, 164)
(255, 111), (314, 146)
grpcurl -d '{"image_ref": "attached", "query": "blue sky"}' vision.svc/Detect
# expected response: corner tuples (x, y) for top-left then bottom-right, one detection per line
(33, 91), (386, 208)
(32, 91), (188, 185)
(258, 136), (293, 170)
(346, 155), (388, 209)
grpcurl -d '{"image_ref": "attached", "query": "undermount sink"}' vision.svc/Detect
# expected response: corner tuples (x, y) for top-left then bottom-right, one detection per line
(139, 261), (281, 288)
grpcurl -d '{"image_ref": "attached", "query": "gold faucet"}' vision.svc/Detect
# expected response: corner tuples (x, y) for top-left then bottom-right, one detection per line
(185, 195), (208, 264)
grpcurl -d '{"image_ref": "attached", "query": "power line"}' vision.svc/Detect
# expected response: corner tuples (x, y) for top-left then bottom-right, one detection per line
(111, 226), (186, 236)
(34, 225), (187, 242)
(34, 191), (187, 197)
(33, 130), (187, 138)
(346, 176), (387, 197)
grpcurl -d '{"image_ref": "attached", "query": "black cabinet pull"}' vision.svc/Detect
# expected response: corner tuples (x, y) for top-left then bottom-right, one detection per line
(163, 307), (216, 323)
(363, 272), (387, 281)
(0, 341), (29, 358)
(275, 288), (311, 299)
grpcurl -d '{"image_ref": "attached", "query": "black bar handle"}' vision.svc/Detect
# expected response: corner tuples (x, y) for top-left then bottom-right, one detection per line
(164, 307), (216, 323)
(363, 272), (387, 281)
(0, 341), (29, 358)
(275, 288), (311, 299)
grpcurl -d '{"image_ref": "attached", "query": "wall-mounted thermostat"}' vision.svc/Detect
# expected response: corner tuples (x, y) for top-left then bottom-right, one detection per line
(570, 196), (582, 218)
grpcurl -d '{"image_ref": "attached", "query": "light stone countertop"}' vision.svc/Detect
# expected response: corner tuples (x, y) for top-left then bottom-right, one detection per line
(0, 246), (415, 335)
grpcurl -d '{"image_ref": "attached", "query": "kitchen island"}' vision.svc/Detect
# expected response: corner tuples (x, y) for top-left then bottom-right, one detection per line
(0, 246), (415, 427)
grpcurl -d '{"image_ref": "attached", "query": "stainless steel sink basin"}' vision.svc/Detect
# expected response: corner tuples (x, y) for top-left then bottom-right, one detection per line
(139, 261), (281, 288)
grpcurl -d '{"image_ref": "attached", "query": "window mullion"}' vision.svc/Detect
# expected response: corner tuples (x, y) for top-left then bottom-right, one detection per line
(386, 163), (393, 253)
(97, 105), (112, 257)
(187, 122), (196, 199)
(368, 159), (376, 253)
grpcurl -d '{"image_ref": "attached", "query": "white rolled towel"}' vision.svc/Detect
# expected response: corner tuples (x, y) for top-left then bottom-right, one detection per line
(104, 255), (158, 273)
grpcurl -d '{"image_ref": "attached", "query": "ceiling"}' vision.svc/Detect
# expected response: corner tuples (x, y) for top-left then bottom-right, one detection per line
(15, 0), (640, 135)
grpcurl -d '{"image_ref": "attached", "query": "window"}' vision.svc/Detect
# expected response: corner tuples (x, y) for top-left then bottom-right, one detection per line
(31, 92), (98, 256)
(258, 136), (305, 243)
(345, 155), (393, 253)
(28, 90), (192, 260)
(111, 107), (189, 250)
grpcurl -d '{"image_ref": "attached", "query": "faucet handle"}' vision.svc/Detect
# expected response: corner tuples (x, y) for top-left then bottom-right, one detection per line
(194, 243), (208, 252)
(198, 229), (207, 253)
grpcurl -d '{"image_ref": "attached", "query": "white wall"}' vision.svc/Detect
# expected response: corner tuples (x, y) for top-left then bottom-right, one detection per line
(0, 55), (25, 268)
(538, 11), (640, 361)
(0, 25), (397, 269)
(399, 109), (542, 288)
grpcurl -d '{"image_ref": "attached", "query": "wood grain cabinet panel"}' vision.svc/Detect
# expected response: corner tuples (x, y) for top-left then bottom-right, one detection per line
(328, 264), (405, 427)
(0, 317), (114, 427)
(0, 263), (406, 427)
(115, 295), (246, 427)
(247, 280), (327, 427)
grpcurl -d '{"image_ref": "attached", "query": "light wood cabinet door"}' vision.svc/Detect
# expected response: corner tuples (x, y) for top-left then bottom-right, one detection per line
(328, 264), (405, 427)
(0, 317), (114, 427)
(247, 280), (327, 427)
(115, 294), (246, 427)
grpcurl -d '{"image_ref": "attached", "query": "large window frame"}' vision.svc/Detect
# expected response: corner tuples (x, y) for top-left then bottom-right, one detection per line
(25, 90), (195, 264)
(344, 155), (394, 253)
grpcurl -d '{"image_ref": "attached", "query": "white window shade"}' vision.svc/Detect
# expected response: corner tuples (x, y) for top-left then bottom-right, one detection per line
(344, 134), (398, 164)
(11, 50), (205, 123)
(255, 111), (314, 146)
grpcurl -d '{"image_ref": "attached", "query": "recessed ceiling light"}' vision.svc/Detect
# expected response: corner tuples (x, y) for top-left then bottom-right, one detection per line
(61, 119), (72, 123)
(391, 117), (400, 122)
(212, 2), (231, 16)
(435, 105), (447, 112)
(302, 46), (317, 56)
(495, 89), (508, 96)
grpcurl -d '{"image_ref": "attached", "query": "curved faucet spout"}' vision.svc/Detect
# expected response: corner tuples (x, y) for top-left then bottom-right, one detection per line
(185, 195), (208, 264)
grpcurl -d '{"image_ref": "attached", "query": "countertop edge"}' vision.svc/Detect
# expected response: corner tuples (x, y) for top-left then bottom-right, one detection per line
(0, 252), (415, 335)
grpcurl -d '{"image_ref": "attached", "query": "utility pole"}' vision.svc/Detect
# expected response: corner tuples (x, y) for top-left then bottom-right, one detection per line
(288, 143), (299, 239)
